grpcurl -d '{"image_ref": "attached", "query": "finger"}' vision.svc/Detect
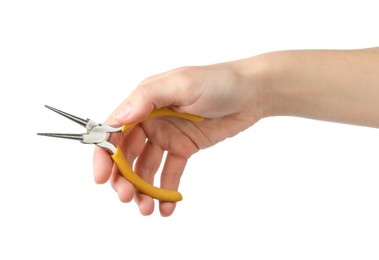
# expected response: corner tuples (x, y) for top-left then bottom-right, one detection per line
(110, 126), (147, 203)
(93, 125), (126, 184)
(110, 164), (135, 203)
(134, 140), (164, 183)
(116, 124), (147, 166)
(93, 146), (113, 184)
(159, 153), (187, 217)
(134, 193), (155, 216)
(134, 140), (164, 215)
(93, 110), (125, 184)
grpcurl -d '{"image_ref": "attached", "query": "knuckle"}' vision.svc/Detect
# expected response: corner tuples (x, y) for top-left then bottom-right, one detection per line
(172, 66), (197, 90)
(136, 81), (152, 99)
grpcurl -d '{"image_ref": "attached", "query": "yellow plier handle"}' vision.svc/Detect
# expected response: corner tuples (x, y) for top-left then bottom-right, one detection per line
(112, 147), (183, 202)
(112, 107), (204, 202)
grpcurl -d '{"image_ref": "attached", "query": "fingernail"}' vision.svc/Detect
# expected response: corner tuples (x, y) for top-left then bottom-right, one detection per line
(114, 104), (132, 121)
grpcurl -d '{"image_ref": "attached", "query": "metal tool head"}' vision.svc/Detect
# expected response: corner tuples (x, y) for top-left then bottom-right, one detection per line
(44, 105), (89, 128)
(37, 133), (84, 141)
(38, 105), (123, 154)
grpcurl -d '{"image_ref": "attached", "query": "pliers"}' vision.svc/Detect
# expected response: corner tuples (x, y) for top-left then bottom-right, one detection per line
(38, 105), (203, 202)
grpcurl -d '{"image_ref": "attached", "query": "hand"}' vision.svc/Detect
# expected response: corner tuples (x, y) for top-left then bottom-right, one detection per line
(93, 60), (270, 216)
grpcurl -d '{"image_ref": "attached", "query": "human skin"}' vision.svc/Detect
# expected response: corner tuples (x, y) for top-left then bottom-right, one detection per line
(93, 47), (379, 216)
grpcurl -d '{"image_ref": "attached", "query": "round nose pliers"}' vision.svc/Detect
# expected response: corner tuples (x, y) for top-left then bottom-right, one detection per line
(38, 105), (203, 202)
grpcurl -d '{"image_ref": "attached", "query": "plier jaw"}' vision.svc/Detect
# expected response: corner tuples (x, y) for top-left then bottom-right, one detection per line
(37, 105), (122, 153)
(82, 122), (123, 153)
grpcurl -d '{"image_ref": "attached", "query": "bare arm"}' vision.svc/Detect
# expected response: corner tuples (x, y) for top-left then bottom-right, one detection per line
(259, 48), (379, 127)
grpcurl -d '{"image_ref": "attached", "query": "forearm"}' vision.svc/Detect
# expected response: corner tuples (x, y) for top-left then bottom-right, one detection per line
(255, 48), (379, 127)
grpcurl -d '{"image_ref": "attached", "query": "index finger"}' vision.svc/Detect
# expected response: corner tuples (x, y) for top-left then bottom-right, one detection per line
(93, 146), (113, 184)
(92, 113), (123, 184)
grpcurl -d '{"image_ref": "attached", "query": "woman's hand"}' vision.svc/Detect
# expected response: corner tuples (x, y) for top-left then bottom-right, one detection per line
(93, 59), (270, 216)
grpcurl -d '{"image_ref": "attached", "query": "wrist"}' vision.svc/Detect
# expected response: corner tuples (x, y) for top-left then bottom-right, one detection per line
(232, 53), (276, 121)
(257, 50), (314, 119)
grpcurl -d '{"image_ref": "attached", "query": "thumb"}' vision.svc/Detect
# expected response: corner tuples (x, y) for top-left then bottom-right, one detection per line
(113, 80), (178, 124)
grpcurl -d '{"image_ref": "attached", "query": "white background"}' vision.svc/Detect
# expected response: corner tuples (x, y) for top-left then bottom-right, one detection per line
(1, 0), (378, 259)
